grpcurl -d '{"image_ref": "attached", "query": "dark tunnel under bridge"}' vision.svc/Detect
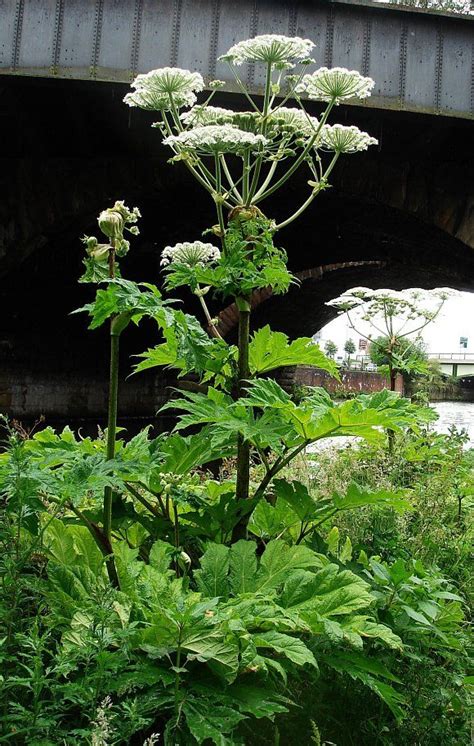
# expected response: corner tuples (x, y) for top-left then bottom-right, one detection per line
(0, 75), (473, 426)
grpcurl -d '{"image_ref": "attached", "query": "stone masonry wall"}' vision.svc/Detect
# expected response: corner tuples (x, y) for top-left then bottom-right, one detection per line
(278, 366), (404, 396)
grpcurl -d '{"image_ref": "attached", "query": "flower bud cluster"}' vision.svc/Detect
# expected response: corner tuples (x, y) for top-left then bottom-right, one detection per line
(163, 124), (268, 154)
(297, 67), (375, 104)
(124, 68), (204, 112)
(180, 105), (235, 127)
(80, 201), (141, 282)
(269, 107), (320, 138)
(160, 241), (221, 268)
(96, 201), (141, 254)
(219, 34), (315, 66)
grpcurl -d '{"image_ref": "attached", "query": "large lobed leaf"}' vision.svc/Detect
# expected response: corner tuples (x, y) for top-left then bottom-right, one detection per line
(73, 278), (167, 329)
(135, 308), (236, 381)
(249, 325), (338, 377)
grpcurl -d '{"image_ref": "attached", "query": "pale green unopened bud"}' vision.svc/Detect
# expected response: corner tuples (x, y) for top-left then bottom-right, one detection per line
(89, 244), (110, 262)
(98, 210), (124, 240)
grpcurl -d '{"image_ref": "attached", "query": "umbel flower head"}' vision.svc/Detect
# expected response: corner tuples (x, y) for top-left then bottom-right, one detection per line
(269, 107), (320, 138)
(320, 124), (378, 153)
(161, 241), (221, 268)
(327, 287), (458, 327)
(163, 124), (268, 154)
(219, 34), (315, 66)
(124, 68), (204, 111)
(298, 67), (375, 104)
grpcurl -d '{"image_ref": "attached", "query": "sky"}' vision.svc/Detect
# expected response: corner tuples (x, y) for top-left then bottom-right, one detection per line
(318, 290), (474, 357)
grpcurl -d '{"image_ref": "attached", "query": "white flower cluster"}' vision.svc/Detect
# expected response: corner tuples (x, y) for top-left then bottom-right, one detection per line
(160, 241), (221, 267)
(270, 107), (320, 137)
(163, 124), (268, 154)
(124, 68), (204, 112)
(219, 34), (315, 66)
(297, 67), (375, 104)
(320, 124), (378, 153)
(180, 105), (235, 127)
(327, 287), (458, 324)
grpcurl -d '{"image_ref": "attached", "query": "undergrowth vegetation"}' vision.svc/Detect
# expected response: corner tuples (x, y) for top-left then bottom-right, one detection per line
(0, 33), (472, 745)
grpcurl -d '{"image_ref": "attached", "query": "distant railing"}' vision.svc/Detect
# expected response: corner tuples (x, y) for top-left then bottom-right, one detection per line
(428, 353), (474, 362)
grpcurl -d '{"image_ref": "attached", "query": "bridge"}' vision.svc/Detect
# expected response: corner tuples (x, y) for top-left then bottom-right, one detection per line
(1, 0), (473, 119)
(0, 0), (473, 424)
(428, 352), (474, 377)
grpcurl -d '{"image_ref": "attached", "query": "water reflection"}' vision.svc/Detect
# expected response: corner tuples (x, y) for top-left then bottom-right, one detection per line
(430, 401), (474, 448)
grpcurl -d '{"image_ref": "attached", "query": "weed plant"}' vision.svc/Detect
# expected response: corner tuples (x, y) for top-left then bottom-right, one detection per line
(0, 33), (471, 745)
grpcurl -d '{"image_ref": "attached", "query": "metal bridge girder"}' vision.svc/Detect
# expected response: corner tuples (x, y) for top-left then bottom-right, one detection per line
(0, 0), (473, 119)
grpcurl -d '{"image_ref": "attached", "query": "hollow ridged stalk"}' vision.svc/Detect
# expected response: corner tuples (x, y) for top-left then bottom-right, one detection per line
(103, 333), (119, 536)
(233, 296), (251, 540)
(103, 244), (120, 588)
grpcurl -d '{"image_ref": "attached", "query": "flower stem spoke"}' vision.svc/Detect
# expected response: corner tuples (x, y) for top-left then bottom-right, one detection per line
(227, 63), (261, 113)
(214, 154), (227, 247)
(254, 99), (335, 203)
(274, 152), (339, 230)
(220, 154), (243, 202)
(196, 282), (223, 339)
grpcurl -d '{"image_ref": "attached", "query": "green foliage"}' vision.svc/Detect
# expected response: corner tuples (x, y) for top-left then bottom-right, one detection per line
(369, 334), (429, 379)
(343, 338), (356, 356)
(163, 384), (430, 465)
(2, 396), (471, 743)
(164, 214), (294, 299)
(248, 325), (338, 377)
(324, 340), (337, 358)
(2, 32), (471, 746)
(74, 278), (167, 330)
(134, 307), (237, 383)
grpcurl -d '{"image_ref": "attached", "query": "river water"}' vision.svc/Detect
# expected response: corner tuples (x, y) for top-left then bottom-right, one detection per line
(430, 401), (474, 448)
(308, 400), (474, 454)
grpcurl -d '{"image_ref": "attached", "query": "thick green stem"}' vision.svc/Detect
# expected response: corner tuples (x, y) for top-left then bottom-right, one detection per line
(233, 296), (251, 540)
(174, 635), (183, 720)
(388, 362), (396, 453)
(103, 243), (120, 588)
(103, 330), (120, 586)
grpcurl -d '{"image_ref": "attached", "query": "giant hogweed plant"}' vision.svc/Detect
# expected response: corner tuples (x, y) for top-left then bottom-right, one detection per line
(0, 35), (450, 744)
(121, 35), (380, 522)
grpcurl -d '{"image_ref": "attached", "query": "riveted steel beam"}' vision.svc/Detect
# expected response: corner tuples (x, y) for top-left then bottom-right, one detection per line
(0, 0), (472, 119)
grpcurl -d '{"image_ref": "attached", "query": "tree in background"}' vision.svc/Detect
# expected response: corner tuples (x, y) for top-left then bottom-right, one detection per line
(344, 338), (356, 368)
(377, 0), (472, 14)
(324, 340), (338, 359)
